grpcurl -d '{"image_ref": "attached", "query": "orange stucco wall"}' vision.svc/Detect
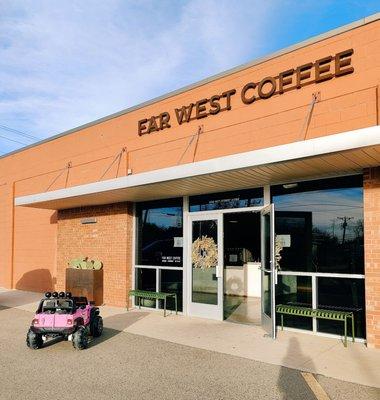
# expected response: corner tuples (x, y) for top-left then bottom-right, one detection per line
(0, 19), (379, 297)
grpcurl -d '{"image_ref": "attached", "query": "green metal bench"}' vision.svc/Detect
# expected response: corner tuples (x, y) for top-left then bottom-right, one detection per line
(276, 304), (355, 347)
(128, 290), (178, 317)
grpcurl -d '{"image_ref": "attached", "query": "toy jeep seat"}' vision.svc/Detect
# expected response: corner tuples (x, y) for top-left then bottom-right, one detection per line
(55, 299), (73, 314)
(73, 297), (88, 308)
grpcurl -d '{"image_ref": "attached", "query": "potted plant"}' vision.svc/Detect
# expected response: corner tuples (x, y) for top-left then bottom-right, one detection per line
(65, 257), (104, 305)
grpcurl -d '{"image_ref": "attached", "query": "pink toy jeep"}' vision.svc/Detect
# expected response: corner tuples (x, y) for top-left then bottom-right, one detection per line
(26, 291), (103, 350)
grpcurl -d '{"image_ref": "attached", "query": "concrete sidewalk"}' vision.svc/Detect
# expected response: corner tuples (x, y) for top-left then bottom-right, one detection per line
(1, 288), (379, 388)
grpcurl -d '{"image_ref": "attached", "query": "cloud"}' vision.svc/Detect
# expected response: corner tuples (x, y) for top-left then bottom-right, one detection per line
(0, 0), (274, 153)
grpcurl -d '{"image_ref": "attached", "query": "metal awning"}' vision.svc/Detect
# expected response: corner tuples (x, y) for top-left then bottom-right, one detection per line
(15, 126), (380, 210)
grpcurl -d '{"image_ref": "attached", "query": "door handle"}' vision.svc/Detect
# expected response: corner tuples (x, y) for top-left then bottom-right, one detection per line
(215, 265), (222, 278)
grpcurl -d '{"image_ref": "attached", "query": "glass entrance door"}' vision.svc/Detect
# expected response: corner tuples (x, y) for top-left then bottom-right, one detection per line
(261, 204), (277, 338)
(188, 214), (223, 320)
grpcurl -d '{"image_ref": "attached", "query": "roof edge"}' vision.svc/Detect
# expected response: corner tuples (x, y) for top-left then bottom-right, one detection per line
(14, 125), (380, 208)
(2, 12), (380, 161)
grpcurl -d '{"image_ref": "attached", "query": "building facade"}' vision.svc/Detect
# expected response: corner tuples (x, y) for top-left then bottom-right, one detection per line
(1, 15), (380, 347)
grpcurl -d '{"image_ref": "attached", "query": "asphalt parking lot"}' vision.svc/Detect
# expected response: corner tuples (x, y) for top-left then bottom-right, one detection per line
(0, 303), (379, 400)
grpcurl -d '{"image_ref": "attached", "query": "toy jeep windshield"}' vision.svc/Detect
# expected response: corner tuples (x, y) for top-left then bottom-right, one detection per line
(26, 291), (103, 350)
(40, 298), (74, 314)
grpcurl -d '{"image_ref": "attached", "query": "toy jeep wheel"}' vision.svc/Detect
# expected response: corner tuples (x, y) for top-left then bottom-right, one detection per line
(26, 329), (43, 349)
(72, 327), (88, 350)
(90, 316), (103, 337)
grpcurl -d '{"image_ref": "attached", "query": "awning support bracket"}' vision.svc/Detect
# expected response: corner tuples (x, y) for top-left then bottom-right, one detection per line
(300, 92), (320, 141)
(99, 147), (127, 181)
(177, 125), (203, 165)
(45, 162), (72, 192)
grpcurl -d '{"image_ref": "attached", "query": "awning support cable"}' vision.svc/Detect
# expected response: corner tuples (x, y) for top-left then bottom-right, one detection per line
(45, 162), (72, 191)
(99, 147), (126, 181)
(192, 125), (203, 162)
(300, 92), (320, 141)
(177, 125), (203, 165)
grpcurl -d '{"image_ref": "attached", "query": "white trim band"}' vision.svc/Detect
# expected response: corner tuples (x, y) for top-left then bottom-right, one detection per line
(14, 125), (380, 207)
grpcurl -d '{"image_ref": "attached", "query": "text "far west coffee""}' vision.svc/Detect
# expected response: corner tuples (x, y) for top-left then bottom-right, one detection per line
(138, 49), (354, 136)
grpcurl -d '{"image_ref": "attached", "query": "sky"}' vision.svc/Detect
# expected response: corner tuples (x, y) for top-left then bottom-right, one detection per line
(0, 0), (379, 155)
(274, 188), (363, 239)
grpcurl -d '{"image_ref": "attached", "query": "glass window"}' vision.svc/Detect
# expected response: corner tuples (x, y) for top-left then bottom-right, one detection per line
(136, 268), (156, 308)
(159, 270), (183, 312)
(276, 276), (313, 331)
(191, 219), (218, 305)
(190, 188), (263, 212)
(263, 272), (272, 318)
(272, 176), (364, 274)
(263, 211), (272, 318)
(224, 212), (261, 266)
(317, 277), (366, 339)
(136, 198), (183, 267)
(275, 212), (313, 272)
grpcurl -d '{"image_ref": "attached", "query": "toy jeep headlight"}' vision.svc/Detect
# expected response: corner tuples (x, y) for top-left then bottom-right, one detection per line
(67, 319), (73, 325)
(32, 319), (39, 325)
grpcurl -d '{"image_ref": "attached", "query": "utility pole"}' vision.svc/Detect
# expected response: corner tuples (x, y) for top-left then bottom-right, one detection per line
(143, 209), (149, 226)
(337, 216), (353, 244)
(330, 218), (336, 238)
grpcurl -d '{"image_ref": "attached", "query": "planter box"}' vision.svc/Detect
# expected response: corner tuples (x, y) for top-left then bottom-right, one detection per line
(66, 268), (103, 305)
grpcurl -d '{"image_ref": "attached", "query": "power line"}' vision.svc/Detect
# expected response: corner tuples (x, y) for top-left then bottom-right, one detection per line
(0, 124), (39, 141)
(0, 134), (28, 145)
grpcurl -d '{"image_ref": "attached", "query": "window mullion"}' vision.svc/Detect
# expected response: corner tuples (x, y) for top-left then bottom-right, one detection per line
(312, 275), (317, 332)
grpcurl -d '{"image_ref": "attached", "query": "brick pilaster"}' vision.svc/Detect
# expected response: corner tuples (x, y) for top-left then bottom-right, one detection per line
(56, 202), (133, 307)
(364, 167), (380, 348)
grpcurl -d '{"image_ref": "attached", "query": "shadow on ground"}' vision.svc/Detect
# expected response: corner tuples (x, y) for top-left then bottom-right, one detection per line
(0, 286), (44, 310)
(88, 311), (150, 348)
(277, 337), (317, 400)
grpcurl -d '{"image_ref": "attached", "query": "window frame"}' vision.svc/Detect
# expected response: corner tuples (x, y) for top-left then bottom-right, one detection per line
(189, 187), (264, 212)
(271, 175), (364, 275)
(131, 176), (366, 340)
(135, 197), (184, 268)
(278, 270), (365, 337)
(133, 198), (185, 312)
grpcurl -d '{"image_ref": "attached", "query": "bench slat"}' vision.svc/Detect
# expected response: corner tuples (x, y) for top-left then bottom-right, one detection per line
(276, 305), (353, 318)
(275, 304), (355, 347)
(129, 290), (176, 300)
(128, 290), (178, 317)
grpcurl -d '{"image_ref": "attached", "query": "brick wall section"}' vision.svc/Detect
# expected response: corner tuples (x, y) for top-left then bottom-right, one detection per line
(56, 202), (133, 307)
(364, 167), (380, 349)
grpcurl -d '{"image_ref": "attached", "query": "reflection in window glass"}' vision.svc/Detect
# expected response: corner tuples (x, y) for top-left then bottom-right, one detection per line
(190, 188), (263, 212)
(159, 270), (183, 312)
(136, 268), (156, 308)
(317, 277), (365, 339)
(275, 212), (312, 272)
(192, 220), (218, 305)
(136, 198), (183, 267)
(263, 272), (272, 318)
(272, 176), (364, 274)
(263, 212), (272, 318)
(276, 276), (312, 331)
(224, 212), (261, 266)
